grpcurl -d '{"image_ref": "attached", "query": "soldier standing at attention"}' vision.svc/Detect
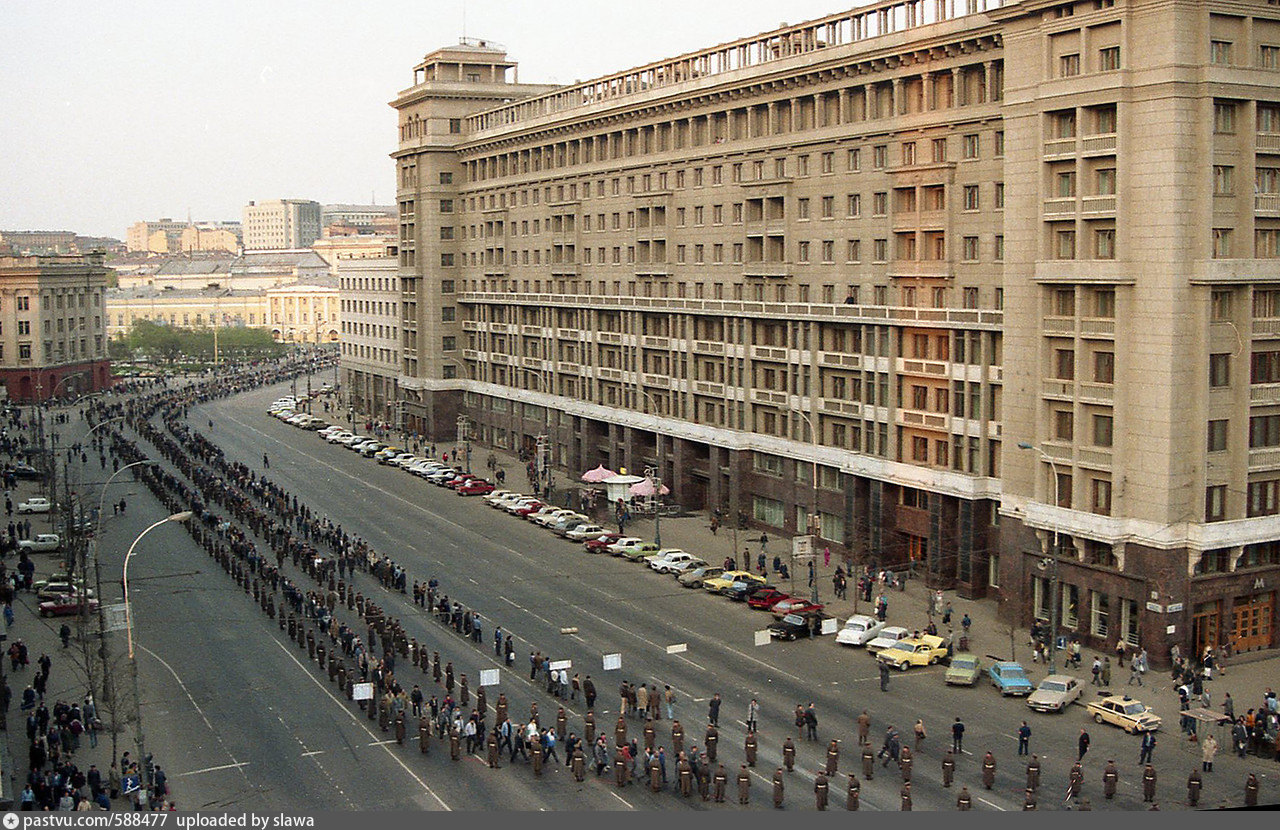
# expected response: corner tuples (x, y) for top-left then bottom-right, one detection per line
(1142, 764), (1157, 803)
(705, 723), (719, 762)
(1246, 772), (1259, 807)
(857, 710), (871, 746)
(772, 768), (785, 808)
(814, 771), (829, 810)
(1186, 769), (1202, 807)
(900, 781), (913, 811)
(571, 745), (585, 782)
(677, 753), (693, 797)
(982, 751), (996, 789)
(713, 764), (727, 802)
(862, 744), (875, 780)
(648, 754), (662, 792)
(900, 744), (914, 782)
(826, 739), (840, 775)
(745, 730), (758, 766)
(783, 736), (796, 772)
(1027, 754), (1041, 791)
(737, 764), (751, 804)
(671, 720), (684, 756)
(1103, 760), (1118, 800)
(846, 773), (860, 810)
(957, 785), (973, 810)
(942, 749), (956, 787)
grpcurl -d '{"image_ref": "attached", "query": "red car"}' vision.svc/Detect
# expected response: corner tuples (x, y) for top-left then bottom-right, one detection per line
(770, 598), (825, 619)
(584, 533), (623, 553)
(39, 594), (100, 618)
(514, 501), (545, 518)
(747, 588), (792, 611)
(445, 475), (479, 489)
(457, 480), (494, 496)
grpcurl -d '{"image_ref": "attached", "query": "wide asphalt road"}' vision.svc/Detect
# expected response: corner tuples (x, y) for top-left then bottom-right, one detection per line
(147, 379), (1266, 811)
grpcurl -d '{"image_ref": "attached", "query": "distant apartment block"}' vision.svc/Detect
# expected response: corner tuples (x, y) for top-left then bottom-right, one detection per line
(243, 199), (322, 250)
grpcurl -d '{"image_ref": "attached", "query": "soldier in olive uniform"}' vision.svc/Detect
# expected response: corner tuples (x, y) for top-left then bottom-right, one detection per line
(571, 745), (586, 782)
(826, 739), (840, 776)
(614, 746), (628, 787)
(942, 749), (955, 787)
(476, 687), (487, 719)
(697, 756), (711, 801)
(901, 781), (913, 811)
(738, 764), (751, 804)
(531, 739), (544, 776)
(445, 661), (454, 694)
(772, 768), (785, 808)
(584, 710), (596, 745)
(450, 725), (461, 761)
(644, 720), (656, 752)
(846, 773), (860, 810)
(1245, 772), (1259, 807)
(432, 652), (441, 683)
(714, 763), (727, 802)
(1187, 769), (1202, 806)
(1142, 764), (1157, 803)
(671, 720), (684, 756)
(862, 745), (875, 780)
(677, 754), (693, 797)
(487, 730), (500, 768)
(1069, 762), (1085, 801)
(496, 693), (508, 725)
(783, 736), (797, 772)
(395, 712), (406, 745)
(857, 710), (871, 745)
(705, 724), (719, 762)
(649, 754), (662, 792)
(982, 751), (996, 789)
(419, 716), (431, 754)
(1024, 787), (1037, 810)
(815, 771), (829, 810)
(957, 785), (973, 809)
(900, 744), (913, 782)
(1103, 760), (1118, 800)
(615, 715), (628, 748)
(459, 674), (469, 707)
(557, 706), (568, 742)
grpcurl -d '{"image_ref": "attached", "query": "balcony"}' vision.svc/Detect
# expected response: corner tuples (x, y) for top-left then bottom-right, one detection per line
(1250, 382), (1280, 403)
(1043, 316), (1075, 333)
(1081, 195), (1116, 214)
(640, 373), (672, 388)
(692, 380), (725, 397)
(1081, 134), (1117, 155)
(597, 366), (623, 381)
(743, 262), (790, 278)
(1043, 198), (1076, 217)
(1042, 379), (1074, 399)
(749, 388), (789, 406)
(896, 407), (950, 430)
(887, 260), (953, 279)
(597, 331), (623, 345)
(1078, 381), (1114, 403)
(897, 356), (949, 377)
(1249, 447), (1280, 470)
(1043, 138), (1076, 157)
(521, 324), (542, 336)
(692, 340), (725, 356)
(1080, 318), (1115, 337)
(1257, 194), (1280, 216)
(750, 345), (788, 361)
(818, 350), (861, 369)
(1076, 447), (1113, 468)
(640, 335), (670, 349)
(1258, 132), (1280, 153)
(819, 398), (863, 417)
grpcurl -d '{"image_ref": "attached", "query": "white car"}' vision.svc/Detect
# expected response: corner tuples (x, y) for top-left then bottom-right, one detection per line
(338, 434), (367, 447)
(410, 460), (444, 477)
(396, 455), (423, 470)
(426, 468), (460, 484)
(503, 498), (543, 515)
(483, 490), (516, 505)
(606, 537), (646, 556)
(17, 533), (61, 553)
(286, 414), (309, 426)
(532, 508), (575, 528)
(17, 497), (51, 514)
(358, 442), (385, 457)
(865, 625), (911, 655)
(835, 614), (887, 647)
(326, 431), (354, 444)
(318, 426), (344, 438)
(564, 523), (606, 542)
(647, 550), (698, 573)
(490, 493), (527, 509)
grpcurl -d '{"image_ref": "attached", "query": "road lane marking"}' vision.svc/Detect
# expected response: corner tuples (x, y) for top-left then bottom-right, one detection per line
(609, 792), (634, 808)
(976, 796), (1006, 810)
(301, 751), (326, 757)
(269, 637), (451, 810)
(175, 762), (250, 778)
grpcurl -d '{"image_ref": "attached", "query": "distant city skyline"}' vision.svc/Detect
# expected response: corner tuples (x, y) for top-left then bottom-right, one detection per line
(0, 0), (846, 238)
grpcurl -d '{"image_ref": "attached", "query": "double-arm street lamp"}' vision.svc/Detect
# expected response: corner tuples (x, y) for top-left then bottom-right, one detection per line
(1017, 441), (1063, 675)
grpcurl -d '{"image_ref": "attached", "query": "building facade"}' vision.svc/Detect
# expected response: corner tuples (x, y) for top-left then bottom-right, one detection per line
(265, 278), (340, 344)
(105, 287), (269, 339)
(0, 254), (111, 401)
(338, 248), (402, 426)
(243, 199), (323, 250)
(386, 1), (1280, 660)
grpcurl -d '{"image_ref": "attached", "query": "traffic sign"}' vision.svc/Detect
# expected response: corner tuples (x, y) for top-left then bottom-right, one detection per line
(479, 669), (500, 687)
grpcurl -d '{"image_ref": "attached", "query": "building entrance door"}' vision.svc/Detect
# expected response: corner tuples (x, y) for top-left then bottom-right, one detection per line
(1192, 601), (1220, 657)
(1231, 592), (1274, 652)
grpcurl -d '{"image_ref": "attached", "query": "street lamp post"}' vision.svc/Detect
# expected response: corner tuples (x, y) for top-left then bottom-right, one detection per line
(793, 410), (820, 604)
(636, 389), (666, 549)
(123, 511), (194, 787)
(1017, 441), (1062, 675)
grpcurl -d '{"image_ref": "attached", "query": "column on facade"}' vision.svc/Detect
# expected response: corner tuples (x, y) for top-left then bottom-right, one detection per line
(891, 78), (903, 116)
(922, 72), (933, 111)
(983, 60), (995, 103)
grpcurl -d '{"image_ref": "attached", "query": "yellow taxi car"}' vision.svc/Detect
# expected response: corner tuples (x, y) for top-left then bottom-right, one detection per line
(875, 634), (949, 671)
(1084, 694), (1162, 733)
(703, 570), (766, 595)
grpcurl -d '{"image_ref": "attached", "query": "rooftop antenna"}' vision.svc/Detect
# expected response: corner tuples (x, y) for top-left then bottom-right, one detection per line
(462, 0), (467, 41)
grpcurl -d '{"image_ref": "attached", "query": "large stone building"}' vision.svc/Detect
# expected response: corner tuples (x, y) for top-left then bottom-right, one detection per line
(243, 199), (323, 250)
(384, 2), (1280, 660)
(337, 245), (402, 426)
(0, 254), (111, 401)
(105, 287), (269, 339)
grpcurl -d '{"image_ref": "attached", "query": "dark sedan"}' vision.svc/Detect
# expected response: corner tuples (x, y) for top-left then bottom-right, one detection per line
(767, 612), (830, 641)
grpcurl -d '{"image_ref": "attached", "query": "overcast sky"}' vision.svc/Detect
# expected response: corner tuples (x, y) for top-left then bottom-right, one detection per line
(0, 0), (850, 239)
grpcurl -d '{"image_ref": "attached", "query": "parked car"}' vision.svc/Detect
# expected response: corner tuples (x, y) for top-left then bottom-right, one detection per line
(835, 614), (886, 646)
(944, 653), (983, 686)
(514, 501), (549, 518)
(770, 598), (826, 619)
(667, 557), (709, 575)
(39, 594), (100, 618)
(584, 533), (624, 554)
(606, 537), (647, 556)
(768, 611), (833, 641)
(564, 524), (607, 542)
(703, 570), (765, 594)
(1085, 695), (1161, 733)
(17, 497), (51, 514)
(530, 508), (573, 527)
(483, 490), (517, 506)
(724, 580), (772, 601)
(746, 588), (791, 611)
(1027, 674), (1083, 712)
(647, 550), (697, 573)
(10, 463), (44, 480)
(326, 431), (356, 444)
(457, 480), (495, 496)
(549, 514), (591, 534)
(988, 662), (1035, 696)
(17, 533), (61, 553)
(865, 626), (911, 655)
(877, 635), (948, 671)
(37, 581), (94, 602)
(619, 541), (662, 561)
(677, 565), (723, 588)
